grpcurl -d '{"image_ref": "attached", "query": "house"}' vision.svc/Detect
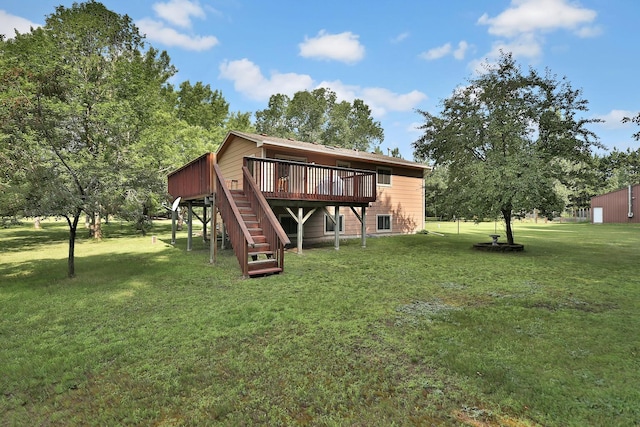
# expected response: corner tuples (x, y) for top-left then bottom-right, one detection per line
(168, 131), (431, 277)
(591, 184), (640, 223)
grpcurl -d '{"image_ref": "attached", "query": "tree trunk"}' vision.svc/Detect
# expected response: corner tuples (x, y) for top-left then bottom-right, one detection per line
(66, 211), (81, 278)
(177, 208), (184, 231)
(94, 211), (102, 240)
(502, 209), (514, 245)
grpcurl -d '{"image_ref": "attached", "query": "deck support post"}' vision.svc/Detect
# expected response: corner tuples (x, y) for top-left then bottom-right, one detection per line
(285, 207), (316, 255)
(361, 207), (366, 248)
(349, 206), (367, 248)
(297, 207), (304, 254)
(171, 209), (177, 245)
(202, 199), (208, 244)
(187, 201), (193, 251)
(210, 193), (217, 264)
(334, 205), (340, 250)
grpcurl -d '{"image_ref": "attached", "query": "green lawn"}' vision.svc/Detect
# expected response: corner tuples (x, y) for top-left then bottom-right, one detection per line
(1, 219), (638, 426)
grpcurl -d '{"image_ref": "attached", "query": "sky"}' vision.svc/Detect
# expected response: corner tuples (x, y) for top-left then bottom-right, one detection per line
(1, 0), (639, 160)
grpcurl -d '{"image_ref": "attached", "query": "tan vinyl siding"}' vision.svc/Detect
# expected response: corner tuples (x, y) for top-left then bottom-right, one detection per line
(217, 136), (262, 188)
(300, 170), (425, 241)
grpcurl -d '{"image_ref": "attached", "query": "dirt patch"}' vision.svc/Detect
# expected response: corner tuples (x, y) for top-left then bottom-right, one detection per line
(394, 300), (459, 326)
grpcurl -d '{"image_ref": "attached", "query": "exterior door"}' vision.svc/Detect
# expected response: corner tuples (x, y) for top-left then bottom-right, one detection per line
(593, 207), (603, 223)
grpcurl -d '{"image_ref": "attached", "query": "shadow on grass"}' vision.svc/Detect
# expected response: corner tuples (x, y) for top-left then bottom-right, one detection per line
(0, 220), (175, 253)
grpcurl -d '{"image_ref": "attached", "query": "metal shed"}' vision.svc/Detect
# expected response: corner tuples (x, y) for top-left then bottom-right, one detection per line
(590, 184), (640, 223)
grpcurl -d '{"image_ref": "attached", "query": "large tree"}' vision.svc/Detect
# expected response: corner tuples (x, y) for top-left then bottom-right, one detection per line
(0, 1), (175, 277)
(413, 52), (601, 244)
(255, 88), (384, 151)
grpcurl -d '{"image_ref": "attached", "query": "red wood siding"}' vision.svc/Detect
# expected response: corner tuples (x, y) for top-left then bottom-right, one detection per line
(167, 153), (214, 200)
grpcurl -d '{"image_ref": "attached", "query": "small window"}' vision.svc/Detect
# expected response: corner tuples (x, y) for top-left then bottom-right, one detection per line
(376, 214), (392, 232)
(336, 160), (351, 168)
(377, 167), (392, 186)
(324, 214), (345, 234)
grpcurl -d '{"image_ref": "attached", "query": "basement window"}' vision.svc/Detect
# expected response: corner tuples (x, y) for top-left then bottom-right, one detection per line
(324, 214), (345, 234)
(376, 214), (392, 232)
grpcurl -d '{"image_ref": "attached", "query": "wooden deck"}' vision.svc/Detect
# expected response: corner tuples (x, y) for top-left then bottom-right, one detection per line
(244, 157), (376, 206)
(168, 154), (377, 206)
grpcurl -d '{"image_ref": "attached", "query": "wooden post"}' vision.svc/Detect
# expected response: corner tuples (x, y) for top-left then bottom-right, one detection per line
(171, 209), (177, 245)
(210, 193), (216, 264)
(361, 206), (366, 248)
(187, 201), (193, 252)
(203, 200), (208, 244)
(297, 207), (304, 254)
(334, 205), (340, 250)
(220, 221), (226, 250)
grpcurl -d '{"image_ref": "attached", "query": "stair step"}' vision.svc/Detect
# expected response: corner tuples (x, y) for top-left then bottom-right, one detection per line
(250, 242), (271, 250)
(248, 266), (283, 277)
(248, 258), (278, 268)
(252, 235), (267, 244)
(248, 228), (263, 235)
(248, 249), (274, 257)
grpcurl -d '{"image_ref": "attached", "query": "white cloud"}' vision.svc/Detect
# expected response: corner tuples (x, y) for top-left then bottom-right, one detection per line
(477, 0), (597, 38)
(0, 10), (40, 39)
(490, 33), (543, 59)
(299, 30), (365, 64)
(420, 41), (469, 61)
(219, 58), (427, 117)
(152, 0), (205, 29)
(136, 18), (218, 51)
(420, 43), (451, 60)
(453, 41), (470, 60)
(219, 59), (314, 101)
(391, 31), (410, 44)
(594, 110), (638, 130)
(319, 80), (427, 116)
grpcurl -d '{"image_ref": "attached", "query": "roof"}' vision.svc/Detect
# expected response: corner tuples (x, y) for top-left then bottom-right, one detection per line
(219, 131), (431, 170)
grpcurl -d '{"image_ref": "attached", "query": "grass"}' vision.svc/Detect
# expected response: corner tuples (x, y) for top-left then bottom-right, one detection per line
(1, 218), (639, 426)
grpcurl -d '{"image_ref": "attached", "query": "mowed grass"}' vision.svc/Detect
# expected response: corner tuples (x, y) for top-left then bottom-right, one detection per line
(1, 219), (639, 426)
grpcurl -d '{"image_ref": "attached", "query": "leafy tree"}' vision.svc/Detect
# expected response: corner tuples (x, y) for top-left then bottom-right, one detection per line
(255, 88), (384, 151)
(422, 166), (451, 219)
(623, 113), (640, 141)
(174, 81), (229, 130)
(413, 52), (601, 244)
(390, 147), (402, 158)
(601, 148), (640, 189)
(0, 1), (176, 277)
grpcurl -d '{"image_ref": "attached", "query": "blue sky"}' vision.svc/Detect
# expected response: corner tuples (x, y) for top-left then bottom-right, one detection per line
(2, 0), (638, 159)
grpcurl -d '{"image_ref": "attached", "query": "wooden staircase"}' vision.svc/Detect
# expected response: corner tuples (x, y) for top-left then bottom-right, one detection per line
(230, 190), (283, 277)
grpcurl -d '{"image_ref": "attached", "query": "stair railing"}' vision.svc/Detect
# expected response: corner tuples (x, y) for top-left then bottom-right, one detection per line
(242, 165), (291, 271)
(213, 162), (255, 277)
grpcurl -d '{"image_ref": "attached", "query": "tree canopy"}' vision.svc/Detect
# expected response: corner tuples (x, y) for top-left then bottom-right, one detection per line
(413, 52), (602, 244)
(255, 88), (384, 152)
(0, 1), (252, 277)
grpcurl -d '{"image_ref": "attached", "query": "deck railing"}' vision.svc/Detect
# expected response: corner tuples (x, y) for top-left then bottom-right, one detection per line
(244, 157), (376, 204)
(168, 152), (214, 200)
(213, 162), (254, 277)
(242, 166), (291, 270)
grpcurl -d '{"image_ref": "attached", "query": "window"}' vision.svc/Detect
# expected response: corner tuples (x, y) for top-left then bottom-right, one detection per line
(377, 167), (392, 186)
(376, 214), (392, 232)
(324, 214), (345, 234)
(336, 160), (351, 168)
